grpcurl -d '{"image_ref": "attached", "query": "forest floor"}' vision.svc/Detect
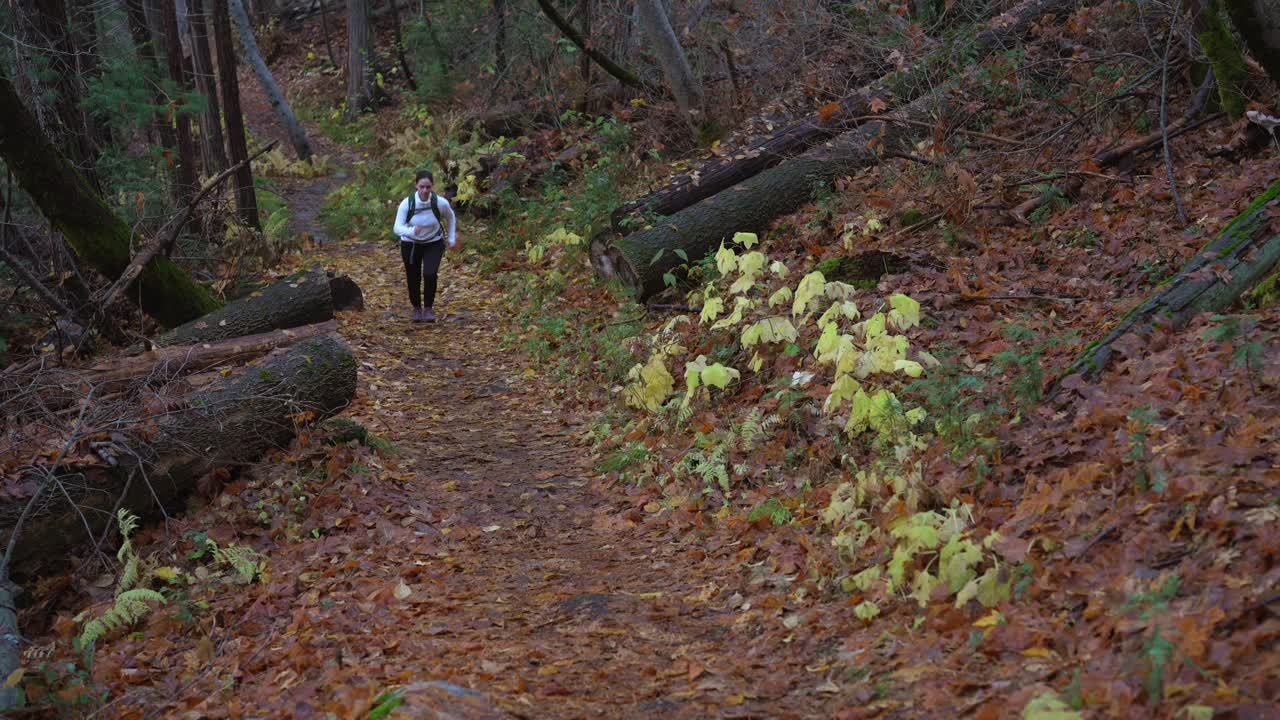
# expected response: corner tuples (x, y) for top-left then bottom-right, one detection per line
(18, 6), (1280, 717)
(41, 235), (867, 719)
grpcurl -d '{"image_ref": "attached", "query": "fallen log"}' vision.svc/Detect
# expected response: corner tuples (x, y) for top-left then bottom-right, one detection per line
(611, 0), (1078, 232)
(156, 268), (338, 346)
(1053, 179), (1280, 390)
(85, 320), (340, 388)
(592, 106), (925, 299)
(0, 334), (357, 577)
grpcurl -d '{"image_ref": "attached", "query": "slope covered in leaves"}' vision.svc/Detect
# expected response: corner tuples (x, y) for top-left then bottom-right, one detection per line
(14, 0), (1278, 717)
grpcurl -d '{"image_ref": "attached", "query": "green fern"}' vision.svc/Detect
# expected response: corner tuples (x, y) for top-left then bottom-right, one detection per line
(77, 510), (164, 649)
(734, 408), (780, 451)
(682, 445), (730, 492)
(78, 589), (166, 647)
(214, 545), (264, 584)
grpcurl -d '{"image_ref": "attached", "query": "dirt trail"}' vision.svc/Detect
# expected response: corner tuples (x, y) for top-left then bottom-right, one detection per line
(289, 240), (820, 718)
(224, 90), (838, 717)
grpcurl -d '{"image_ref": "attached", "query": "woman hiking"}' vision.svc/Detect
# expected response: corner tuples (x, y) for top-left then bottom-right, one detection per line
(393, 170), (458, 322)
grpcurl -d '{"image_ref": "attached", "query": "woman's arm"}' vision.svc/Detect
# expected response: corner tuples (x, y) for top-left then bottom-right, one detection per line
(392, 197), (415, 239)
(443, 199), (458, 246)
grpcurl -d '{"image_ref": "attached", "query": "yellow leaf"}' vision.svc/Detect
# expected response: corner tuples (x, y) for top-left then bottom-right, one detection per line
(853, 600), (880, 621)
(700, 296), (724, 324)
(3, 668), (23, 689)
(152, 567), (182, 583)
(973, 609), (1003, 628)
(1022, 691), (1083, 719)
(701, 363), (739, 389)
(1022, 647), (1056, 659)
(792, 271), (826, 317)
(888, 293), (921, 330)
(715, 242), (738, 275)
(732, 231), (759, 248)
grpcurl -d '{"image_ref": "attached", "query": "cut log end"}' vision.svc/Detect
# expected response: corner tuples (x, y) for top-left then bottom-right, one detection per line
(590, 232), (643, 296)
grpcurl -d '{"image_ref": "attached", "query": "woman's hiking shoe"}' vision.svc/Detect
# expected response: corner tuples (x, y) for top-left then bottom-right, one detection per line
(411, 308), (424, 322)
(422, 308), (437, 323)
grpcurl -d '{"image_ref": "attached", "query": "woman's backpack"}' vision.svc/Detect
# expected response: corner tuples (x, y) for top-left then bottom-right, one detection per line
(404, 192), (442, 226)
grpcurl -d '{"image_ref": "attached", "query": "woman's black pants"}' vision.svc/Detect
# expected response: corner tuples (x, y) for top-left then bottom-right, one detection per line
(401, 240), (445, 308)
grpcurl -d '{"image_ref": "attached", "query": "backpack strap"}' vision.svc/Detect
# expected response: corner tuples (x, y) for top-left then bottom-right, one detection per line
(403, 194), (415, 226)
(430, 192), (442, 225)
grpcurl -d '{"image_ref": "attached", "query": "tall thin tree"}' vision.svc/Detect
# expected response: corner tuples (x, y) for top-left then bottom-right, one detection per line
(188, 0), (229, 173)
(345, 0), (375, 117)
(227, 0), (314, 160)
(212, 0), (261, 231)
(635, 0), (704, 133)
(162, 0), (199, 203)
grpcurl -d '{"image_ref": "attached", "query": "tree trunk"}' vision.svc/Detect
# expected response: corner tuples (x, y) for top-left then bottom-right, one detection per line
(318, 0), (338, 66)
(534, 0), (645, 89)
(0, 70), (221, 327)
(188, 0), (230, 173)
(124, 0), (180, 153)
(635, 0), (703, 133)
(162, 0), (199, 204)
(13, 0), (100, 184)
(228, 0), (314, 160)
(0, 334), (356, 577)
(346, 0), (375, 117)
(591, 111), (919, 299)
(613, 0), (1075, 231)
(577, 0), (593, 85)
(1224, 0), (1280, 84)
(212, 0), (262, 231)
(386, 0), (418, 92)
(52, 320), (340, 395)
(1184, 0), (1249, 119)
(494, 0), (507, 77)
(1056, 180), (1280, 388)
(157, 268), (335, 346)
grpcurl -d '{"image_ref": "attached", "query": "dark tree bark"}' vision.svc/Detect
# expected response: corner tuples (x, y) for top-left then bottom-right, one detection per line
(612, 0), (1076, 231)
(0, 69), (221, 327)
(212, 0), (262, 231)
(227, 0), (314, 160)
(636, 0), (703, 131)
(1184, 0), (1249, 118)
(162, 0), (199, 204)
(124, 0), (180, 175)
(188, 0), (230, 173)
(1225, 0), (1280, 85)
(494, 0), (507, 76)
(534, 0), (645, 89)
(12, 0), (100, 183)
(157, 268), (336, 346)
(345, 0), (376, 117)
(592, 109), (920, 299)
(576, 0), (593, 84)
(318, 0), (338, 66)
(0, 334), (356, 577)
(1056, 180), (1280, 388)
(387, 0), (418, 92)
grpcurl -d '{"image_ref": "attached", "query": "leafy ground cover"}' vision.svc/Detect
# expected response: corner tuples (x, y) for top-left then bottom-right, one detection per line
(15, 1), (1278, 718)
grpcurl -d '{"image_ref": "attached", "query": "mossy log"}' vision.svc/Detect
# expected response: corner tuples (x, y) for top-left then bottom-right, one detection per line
(156, 268), (337, 346)
(591, 114), (920, 299)
(610, 0), (1078, 231)
(0, 334), (357, 577)
(1057, 180), (1280, 387)
(0, 71), (221, 327)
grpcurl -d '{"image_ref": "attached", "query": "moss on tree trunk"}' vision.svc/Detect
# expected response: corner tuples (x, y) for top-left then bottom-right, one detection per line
(1058, 180), (1280, 386)
(0, 71), (221, 327)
